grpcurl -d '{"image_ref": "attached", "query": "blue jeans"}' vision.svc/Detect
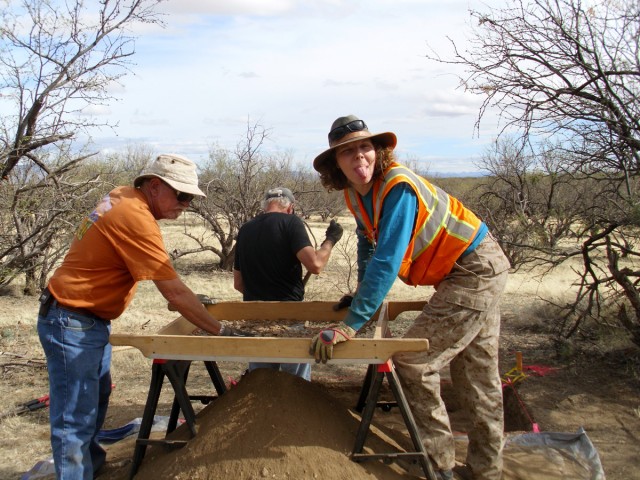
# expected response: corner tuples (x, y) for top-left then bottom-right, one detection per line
(248, 362), (311, 381)
(38, 304), (112, 480)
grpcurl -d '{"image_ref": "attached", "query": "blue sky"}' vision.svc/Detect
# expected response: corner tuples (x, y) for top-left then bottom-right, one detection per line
(90, 0), (505, 175)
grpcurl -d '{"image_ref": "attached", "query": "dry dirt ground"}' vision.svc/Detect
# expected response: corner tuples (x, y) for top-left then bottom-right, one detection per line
(1, 257), (639, 479)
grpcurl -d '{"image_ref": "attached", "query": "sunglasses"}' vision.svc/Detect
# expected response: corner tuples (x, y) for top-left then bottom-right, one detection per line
(175, 190), (195, 203)
(328, 119), (368, 144)
(165, 183), (195, 203)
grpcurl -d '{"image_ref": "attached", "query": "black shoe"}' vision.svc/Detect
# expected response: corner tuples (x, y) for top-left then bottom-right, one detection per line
(396, 457), (454, 479)
(452, 464), (473, 480)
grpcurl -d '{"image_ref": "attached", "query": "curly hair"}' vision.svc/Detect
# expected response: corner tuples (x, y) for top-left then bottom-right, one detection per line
(317, 143), (396, 192)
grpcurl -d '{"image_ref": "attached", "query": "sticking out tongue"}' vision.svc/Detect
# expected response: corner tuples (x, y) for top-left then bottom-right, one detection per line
(354, 165), (369, 181)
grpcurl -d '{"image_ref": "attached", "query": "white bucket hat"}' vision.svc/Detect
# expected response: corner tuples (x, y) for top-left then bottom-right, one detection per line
(134, 154), (206, 197)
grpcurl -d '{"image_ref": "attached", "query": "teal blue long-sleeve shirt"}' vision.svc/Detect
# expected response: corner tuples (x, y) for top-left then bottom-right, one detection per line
(343, 183), (417, 332)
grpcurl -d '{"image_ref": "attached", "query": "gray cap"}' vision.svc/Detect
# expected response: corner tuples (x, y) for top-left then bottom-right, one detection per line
(134, 154), (206, 197)
(264, 187), (295, 203)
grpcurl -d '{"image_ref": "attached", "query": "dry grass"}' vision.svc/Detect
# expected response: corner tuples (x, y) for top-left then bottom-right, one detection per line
(0, 215), (365, 476)
(1, 214), (631, 478)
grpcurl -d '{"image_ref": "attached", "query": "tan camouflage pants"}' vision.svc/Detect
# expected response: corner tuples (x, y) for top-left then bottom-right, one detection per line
(393, 234), (510, 480)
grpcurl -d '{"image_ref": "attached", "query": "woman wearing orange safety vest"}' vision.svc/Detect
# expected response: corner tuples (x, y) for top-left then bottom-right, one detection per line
(309, 115), (511, 480)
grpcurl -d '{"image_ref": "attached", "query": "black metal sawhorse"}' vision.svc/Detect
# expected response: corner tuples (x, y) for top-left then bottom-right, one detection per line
(351, 360), (438, 480)
(128, 358), (227, 479)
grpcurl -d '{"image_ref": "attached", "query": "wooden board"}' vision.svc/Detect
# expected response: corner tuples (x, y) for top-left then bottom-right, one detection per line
(108, 334), (428, 364)
(160, 300), (426, 336)
(206, 300), (346, 322)
(110, 300), (428, 364)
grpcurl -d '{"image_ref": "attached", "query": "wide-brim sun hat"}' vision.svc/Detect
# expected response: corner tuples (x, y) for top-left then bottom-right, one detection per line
(134, 153), (206, 197)
(313, 115), (397, 172)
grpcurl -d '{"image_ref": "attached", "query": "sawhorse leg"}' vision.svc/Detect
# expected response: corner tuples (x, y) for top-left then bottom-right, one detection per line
(164, 360), (198, 436)
(204, 360), (227, 397)
(351, 360), (438, 480)
(129, 360), (166, 479)
(128, 359), (225, 479)
(166, 361), (226, 434)
(355, 364), (376, 412)
(355, 364), (398, 413)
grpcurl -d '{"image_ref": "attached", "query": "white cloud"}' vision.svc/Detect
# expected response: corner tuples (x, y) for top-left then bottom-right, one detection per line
(89, 0), (506, 174)
(160, 0), (298, 16)
(78, 105), (112, 117)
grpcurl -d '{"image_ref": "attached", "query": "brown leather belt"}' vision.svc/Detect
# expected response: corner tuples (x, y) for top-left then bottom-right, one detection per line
(39, 287), (97, 318)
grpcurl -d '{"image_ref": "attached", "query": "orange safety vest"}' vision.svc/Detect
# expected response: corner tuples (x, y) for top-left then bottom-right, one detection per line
(344, 162), (481, 286)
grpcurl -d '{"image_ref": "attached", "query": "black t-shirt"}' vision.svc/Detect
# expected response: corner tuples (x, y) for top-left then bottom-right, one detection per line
(234, 212), (312, 301)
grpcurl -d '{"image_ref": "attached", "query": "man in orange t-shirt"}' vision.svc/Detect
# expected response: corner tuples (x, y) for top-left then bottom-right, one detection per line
(37, 154), (251, 479)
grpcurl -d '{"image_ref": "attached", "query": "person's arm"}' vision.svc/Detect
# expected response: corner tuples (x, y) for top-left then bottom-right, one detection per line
(344, 184), (417, 332)
(310, 185), (417, 363)
(356, 225), (374, 282)
(295, 219), (343, 275)
(233, 269), (244, 294)
(296, 241), (334, 275)
(154, 277), (224, 334)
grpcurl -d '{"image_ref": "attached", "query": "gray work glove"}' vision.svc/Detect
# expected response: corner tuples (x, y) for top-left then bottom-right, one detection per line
(324, 219), (343, 246)
(219, 324), (256, 337)
(196, 294), (216, 305)
(333, 294), (354, 311)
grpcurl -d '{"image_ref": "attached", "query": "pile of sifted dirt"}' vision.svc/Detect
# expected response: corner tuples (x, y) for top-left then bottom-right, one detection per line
(95, 363), (604, 480)
(123, 368), (409, 480)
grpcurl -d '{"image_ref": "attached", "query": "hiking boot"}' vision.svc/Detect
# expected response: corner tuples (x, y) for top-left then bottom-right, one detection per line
(452, 464), (473, 480)
(396, 457), (455, 479)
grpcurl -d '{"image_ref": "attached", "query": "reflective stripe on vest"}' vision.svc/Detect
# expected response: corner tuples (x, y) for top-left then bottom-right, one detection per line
(344, 163), (481, 285)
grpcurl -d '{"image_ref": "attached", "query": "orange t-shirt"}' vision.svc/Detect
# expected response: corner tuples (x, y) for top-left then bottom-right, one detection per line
(48, 186), (177, 320)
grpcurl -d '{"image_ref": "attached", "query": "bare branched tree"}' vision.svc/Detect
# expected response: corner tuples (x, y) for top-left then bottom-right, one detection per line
(176, 121), (298, 270)
(0, 0), (162, 179)
(0, 146), (107, 294)
(472, 137), (590, 269)
(0, 0), (162, 294)
(294, 170), (344, 221)
(174, 120), (346, 271)
(434, 0), (640, 345)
